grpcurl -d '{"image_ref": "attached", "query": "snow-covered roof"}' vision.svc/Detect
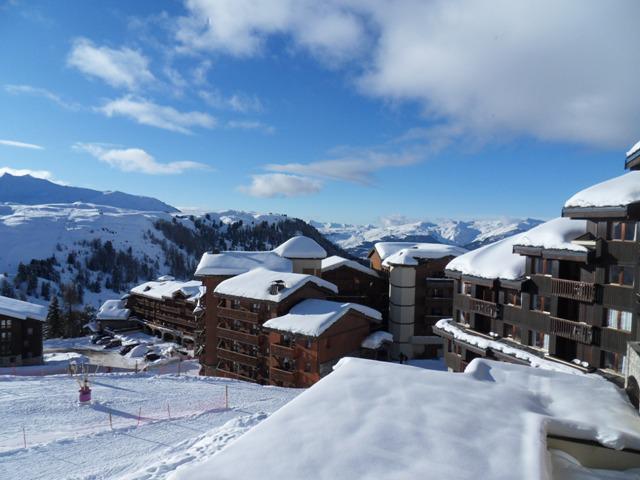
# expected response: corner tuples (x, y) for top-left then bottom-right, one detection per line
(320, 255), (379, 277)
(272, 236), (327, 259)
(0, 295), (46, 322)
(194, 251), (292, 277)
(130, 279), (203, 303)
(96, 299), (130, 321)
(446, 218), (585, 280)
(263, 299), (381, 337)
(213, 268), (338, 302)
(361, 330), (393, 349)
(382, 243), (468, 267)
(174, 357), (640, 480)
(627, 139), (640, 158)
(564, 171), (640, 209)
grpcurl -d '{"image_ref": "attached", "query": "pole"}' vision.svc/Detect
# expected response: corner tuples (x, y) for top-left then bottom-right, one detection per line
(167, 403), (171, 419)
(109, 412), (113, 430)
(137, 406), (142, 427)
(225, 385), (229, 409)
(178, 359), (181, 377)
(22, 426), (26, 449)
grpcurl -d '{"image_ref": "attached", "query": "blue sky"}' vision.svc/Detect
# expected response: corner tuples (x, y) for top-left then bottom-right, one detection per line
(0, 0), (638, 225)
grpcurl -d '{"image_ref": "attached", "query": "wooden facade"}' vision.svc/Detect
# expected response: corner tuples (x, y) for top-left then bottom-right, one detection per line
(0, 314), (43, 367)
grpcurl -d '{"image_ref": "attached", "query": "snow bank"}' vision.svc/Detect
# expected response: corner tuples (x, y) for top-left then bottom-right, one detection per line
(382, 243), (467, 267)
(272, 236), (327, 259)
(446, 217), (585, 280)
(360, 330), (393, 349)
(263, 299), (382, 337)
(131, 279), (202, 303)
(97, 298), (130, 321)
(195, 251), (292, 276)
(214, 268), (337, 302)
(564, 171), (640, 209)
(0, 294), (46, 321)
(321, 255), (379, 277)
(170, 357), (640, 480)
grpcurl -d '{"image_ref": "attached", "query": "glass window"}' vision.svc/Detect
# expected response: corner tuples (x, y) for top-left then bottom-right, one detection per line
(531, 295), (551, 314)
(504, 289), (521, 307)
(461, 282), (472, 295)
(503, 324), (514, 338)
(602, 351), (626, 373)
(528, 330), (549, 352)
(608, 221), (636, 241)
(605, 308), (633, 332)
(608, 265), (634, 286)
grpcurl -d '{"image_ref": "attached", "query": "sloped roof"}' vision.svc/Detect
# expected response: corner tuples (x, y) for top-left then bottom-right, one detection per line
(321, 255), (379, 277)
(564, 171), (640, 209)
(0, 295), (46, 322)
(96, 299), (130, 321)
(195, 251), (291, 277)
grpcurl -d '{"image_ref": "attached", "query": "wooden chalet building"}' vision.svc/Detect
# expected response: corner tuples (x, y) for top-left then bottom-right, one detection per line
(368, 242), (467, 359)
(92, 298), (138, 333)
(435, 142), (640, 384)
(127, 276), (203, 348)
(0, 295), (45, 367)
(263, 299), (383, 388)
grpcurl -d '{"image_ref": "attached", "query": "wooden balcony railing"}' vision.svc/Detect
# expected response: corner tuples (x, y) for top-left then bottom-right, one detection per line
(549, 278), (595, 303)
(217, 307), (259, 323)
(549, 317), (593, 344)
(216, 367), (257, 383)
(217, 347), (259, 367)
(597, 328), (632, 353)
(468, 298), (498, 318)
(217, 327), (259, 345)
(270, 367), (297, 384)
(270, 343), (296, 358)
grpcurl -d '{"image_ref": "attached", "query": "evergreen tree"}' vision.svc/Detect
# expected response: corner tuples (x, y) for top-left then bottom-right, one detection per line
(41, 281), (51, 300)
(45, 296), (63, 339)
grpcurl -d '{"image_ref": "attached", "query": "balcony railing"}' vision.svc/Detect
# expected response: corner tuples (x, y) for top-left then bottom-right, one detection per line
(270, 343), (296, 358)
(549, 317), (593, 344)
(597, 328), (632, 353)
(444, 351), (462, 372)
(216, 366), (257, 383)
(468, 298), (498, 318)
(549, 278), (595, 303)
(217, 347), (259, 367)
(217, 307), (259, 323)
(270, 367), (297, 384)
(217, 327), (259, 345)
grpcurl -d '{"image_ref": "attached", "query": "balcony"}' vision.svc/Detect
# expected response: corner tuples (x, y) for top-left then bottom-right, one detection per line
(217, 347), (258, 367)
(549, 278), (595, 303)
(549, 317), (593, 344)
(270, 343), (296, 358)
(468, 298), (498, 318)
(217, 307), (259, 323)
(217, 326), (259, 345)
(597, 328), (632, 353)
(216, 366), (257, 383)
(270, 367), (297, 384)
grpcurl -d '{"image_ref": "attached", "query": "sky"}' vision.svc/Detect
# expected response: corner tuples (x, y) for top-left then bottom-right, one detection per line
(0, 0), (639, 225)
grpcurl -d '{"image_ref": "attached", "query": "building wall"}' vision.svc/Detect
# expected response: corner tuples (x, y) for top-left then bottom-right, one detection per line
(0, 315), (43, 367)
(290, 258), (322, 275)
(321, 265), (388, 320)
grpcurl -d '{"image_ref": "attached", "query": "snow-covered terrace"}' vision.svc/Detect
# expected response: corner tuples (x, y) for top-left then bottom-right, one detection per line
(263, 299), (382, 337)
(382, 243), (468, 267)
(321, 255), (379, 277)
(130, 279), (203, 304)
(171, 357), (640, 480)
(0, 294), (46, 321)
(564, 170), (640, 215)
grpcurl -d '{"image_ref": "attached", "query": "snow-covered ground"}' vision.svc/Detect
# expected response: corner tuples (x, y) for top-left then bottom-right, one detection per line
(0, 372), (299, 479)
(0, 352), (89, 376)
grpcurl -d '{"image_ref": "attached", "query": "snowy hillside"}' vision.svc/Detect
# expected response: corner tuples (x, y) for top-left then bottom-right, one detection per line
(311, 217), (544, 258)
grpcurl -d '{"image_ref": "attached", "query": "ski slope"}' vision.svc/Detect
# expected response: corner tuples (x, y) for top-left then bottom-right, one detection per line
(0, 373), (299, 480)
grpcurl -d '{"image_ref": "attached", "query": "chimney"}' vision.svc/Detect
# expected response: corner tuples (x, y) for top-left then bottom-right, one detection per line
(269, 280), (286, 295)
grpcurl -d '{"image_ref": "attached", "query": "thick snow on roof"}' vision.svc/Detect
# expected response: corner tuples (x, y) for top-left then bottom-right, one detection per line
(272, 236), (327, 259)
(96, 299), (130, 321)
(263, 299), (381, 337)
(0, 295), (46, 322)
(130, 279), (202, 303)
(627, 140), (640, 158)
(195, 250), (291, 277)
(361, 330), (393, 349)
(447, 218), (585, 280)
(382, 243), (468, 267)
(214, 268), (337, 302)
(373, 241), (435, 260)
(171, 357), (640, 480)
(321, 255), (379, 277)
(565, 171), (640, 209)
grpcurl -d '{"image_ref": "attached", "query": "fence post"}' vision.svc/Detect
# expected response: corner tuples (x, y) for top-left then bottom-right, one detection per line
(22, 426), (26, 449)
(167, 403), (171, 419)
(137, 406), (142, 427)
(109, 412), (113, 430)
(178, 359), (181, 377)
(225, 385), (229, 409)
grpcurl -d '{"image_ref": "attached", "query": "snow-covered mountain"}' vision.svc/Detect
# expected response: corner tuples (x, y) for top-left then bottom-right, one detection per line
(0, 173), (178, 212)
(311, 217), (545, 258)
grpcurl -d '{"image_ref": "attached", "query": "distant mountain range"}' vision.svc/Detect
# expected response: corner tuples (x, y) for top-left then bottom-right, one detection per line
(310, 218), (545, 258)
(0, 173), (178, 212)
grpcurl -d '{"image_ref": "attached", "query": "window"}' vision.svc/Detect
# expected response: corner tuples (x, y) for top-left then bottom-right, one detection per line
(531, 295), (551, 314)
(504, 289), (521, 307)
(0, 319), (11, 329)
(458, 311), (470, 325)
(608, 265), (634, 286)
(0, 331), (11, 341)
(528, 330), (550, 351)
(503, 324), (514, 338)
(604, 308), (633, 332)
(27, 327), (33, 336)
(304, 362), (311, 372)
(608, 221), (635, 241)
(461, 282), (472, 295)
(250, 303), (260, 313)
(532, 258), (553, 275)
(602, 351), (626, 373)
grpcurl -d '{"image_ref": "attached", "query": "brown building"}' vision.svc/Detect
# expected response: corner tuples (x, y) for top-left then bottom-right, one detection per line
(127, 277), (202, 348)
(263, 299), (383, 387)
(368, 242), (467, 359)
(0, 295), (45, 367)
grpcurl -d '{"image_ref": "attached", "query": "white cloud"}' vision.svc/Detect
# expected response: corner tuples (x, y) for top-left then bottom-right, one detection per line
(97, 96), (216, 134)
(238, 173), (322, 198)
(227, 120), (274, 134)
(4, 84), (81, 110)
(0, 167), (53, 180)
(0, 139), (44, 150)
(74, 143), (209, 175)
(199, 90), (264, 113)
(174, 0), (640, 149)
(67, 38), (155, 90)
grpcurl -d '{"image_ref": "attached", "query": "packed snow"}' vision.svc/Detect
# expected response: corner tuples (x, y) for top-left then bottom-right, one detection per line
(564, 171), (640, 209)
(214, 268), (338, 302)
(0, 372), (299, 479)
(169, 357), (640, 480)
(446, 217), (585, 280)
(97, 298), (131, 321)
(381, 243), (468, 267)
(320, 255), (379, 277)
(272, 235), (327, 259)
(194, 251), (291, 276)
(263, 299), (382, 337)
(0, 294), (47, 321)
(130, 279), (203, 303)
(361, 330), (393, 349)
(0, 352), (89, 376)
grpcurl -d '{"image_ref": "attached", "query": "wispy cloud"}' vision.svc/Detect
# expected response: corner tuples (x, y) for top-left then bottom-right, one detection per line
(67, 38), (155, 90)
(4, 84), (81, 111)
(0, 139), (44, 150)
(238, 173), (322, 198)
(97, 96), (216, 134)
(227, 120), (275, 134)
(74, 143), (210, 175)
(199, 90), (264, 114)
(0, 167), (53, 180)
